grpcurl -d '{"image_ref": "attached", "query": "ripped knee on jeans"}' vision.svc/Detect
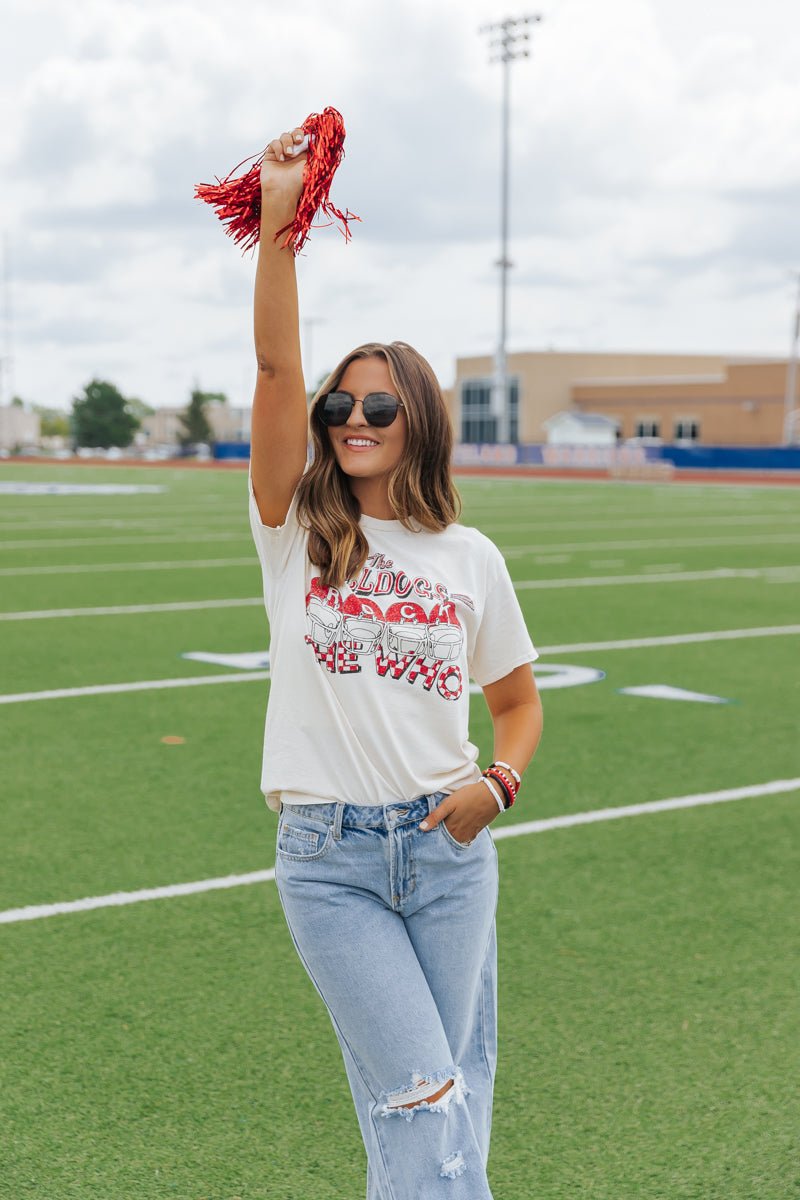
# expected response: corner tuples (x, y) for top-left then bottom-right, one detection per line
(397, 1077), (454, 1108)
(379, 1065), (469, 1122)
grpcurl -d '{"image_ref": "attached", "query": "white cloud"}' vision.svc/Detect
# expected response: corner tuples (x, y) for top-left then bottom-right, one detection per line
(1, 0), (799, 411)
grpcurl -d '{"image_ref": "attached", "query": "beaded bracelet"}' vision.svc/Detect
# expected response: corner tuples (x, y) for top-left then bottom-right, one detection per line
(480, 774), (506, 814)
(492, 759), (521, 787)
(486, 765), (517, 801)
(482, 760), (522, 810)
(488, 760), (521, 795)
(484, 768), (516, 809)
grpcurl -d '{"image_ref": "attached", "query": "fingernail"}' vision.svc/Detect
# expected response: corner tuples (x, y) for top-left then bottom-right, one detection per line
(420, 821), (429, 830)
(286, 145), (294, 155)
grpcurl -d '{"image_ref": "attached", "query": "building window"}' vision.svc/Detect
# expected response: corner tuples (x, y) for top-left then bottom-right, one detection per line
(634, 419), (660, 438)
(461, 378), (519, 443)
(674, 419), (700, 441)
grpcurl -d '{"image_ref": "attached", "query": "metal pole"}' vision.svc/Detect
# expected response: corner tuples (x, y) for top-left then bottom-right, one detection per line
(495, 49), (511, 444)
(783, 273), (800, 446)
(481, 15), (541, 445)
(1, 233), (11, 407)
(303, 316), (324, 402)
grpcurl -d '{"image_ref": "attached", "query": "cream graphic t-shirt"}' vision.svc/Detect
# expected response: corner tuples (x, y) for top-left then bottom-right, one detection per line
(248, 467), (539, 812)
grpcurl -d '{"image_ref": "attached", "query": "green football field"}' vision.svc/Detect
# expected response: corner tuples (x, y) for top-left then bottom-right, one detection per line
(1, 461), (799, 1200)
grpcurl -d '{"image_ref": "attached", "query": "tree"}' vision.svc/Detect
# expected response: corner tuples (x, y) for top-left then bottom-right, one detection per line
(126, 396), (155, 424)
(71, 379), (140, 448)
(178, 388), (224, 448)
(33, 405), (71, 438)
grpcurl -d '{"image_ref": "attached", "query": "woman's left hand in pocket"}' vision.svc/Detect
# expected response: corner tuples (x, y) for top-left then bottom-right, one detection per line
(419, 782), (500, 843)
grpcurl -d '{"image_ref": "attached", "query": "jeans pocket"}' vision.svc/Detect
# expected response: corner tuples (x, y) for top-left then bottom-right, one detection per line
(440, 816), (474, 852)
(277, 813), (333, 861)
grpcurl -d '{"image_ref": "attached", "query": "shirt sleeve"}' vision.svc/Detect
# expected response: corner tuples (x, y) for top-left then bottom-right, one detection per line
(468, 557), (539, 687)
(247, 463), (306, 580)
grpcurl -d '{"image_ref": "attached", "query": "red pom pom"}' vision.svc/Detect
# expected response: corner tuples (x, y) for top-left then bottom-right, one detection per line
(194, 106), (360, 255)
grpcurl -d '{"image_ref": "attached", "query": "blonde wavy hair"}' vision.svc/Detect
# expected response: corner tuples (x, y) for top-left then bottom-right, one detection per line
(295, 341), (462, 589)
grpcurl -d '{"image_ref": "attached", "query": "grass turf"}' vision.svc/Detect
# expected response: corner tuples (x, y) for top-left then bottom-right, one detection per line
(1, 461), (799, 1198)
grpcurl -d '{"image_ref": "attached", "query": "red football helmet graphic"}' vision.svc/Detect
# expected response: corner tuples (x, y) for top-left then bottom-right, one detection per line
(307, 577), (342, 608)
(385, 601), (429, 655)
(305, 579), (343, 647)
(340, 594), (385, 654)
(427, 600), (464, 662)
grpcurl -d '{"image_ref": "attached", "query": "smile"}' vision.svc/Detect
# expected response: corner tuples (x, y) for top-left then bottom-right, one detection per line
(343, 438), (380, 449)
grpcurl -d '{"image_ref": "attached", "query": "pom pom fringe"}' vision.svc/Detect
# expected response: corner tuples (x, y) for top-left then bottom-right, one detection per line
(194, 106), (360, 255)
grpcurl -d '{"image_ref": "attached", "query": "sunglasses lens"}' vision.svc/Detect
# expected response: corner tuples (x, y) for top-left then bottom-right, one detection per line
(362, 393), (400, 427)
(319, 391), (402, 427)
(319, 392), (353, 426)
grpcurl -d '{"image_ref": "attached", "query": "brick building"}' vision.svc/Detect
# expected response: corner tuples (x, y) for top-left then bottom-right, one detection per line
(450, 351), (794, 445)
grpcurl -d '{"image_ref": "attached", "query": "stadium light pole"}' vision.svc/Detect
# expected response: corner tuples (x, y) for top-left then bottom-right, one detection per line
(783, 271), (800, 446)
(1, 233), (13, 407)
(303, 316), (325, 403)
(480, 14), (541, 445)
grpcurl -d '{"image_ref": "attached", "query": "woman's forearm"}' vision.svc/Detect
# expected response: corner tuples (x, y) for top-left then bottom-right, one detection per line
(489, 701), (544, 785)
(253, 199), (303, 374)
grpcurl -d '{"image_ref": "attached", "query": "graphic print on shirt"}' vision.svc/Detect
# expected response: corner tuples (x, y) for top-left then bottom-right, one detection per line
(304, 553), (472, 701)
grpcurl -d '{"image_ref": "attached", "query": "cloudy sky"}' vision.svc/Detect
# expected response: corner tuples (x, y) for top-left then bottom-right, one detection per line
(2, 0), (799, 411)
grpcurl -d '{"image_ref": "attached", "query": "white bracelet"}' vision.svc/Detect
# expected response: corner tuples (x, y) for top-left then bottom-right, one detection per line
(480, 774), (506, 813)
(493, 759), (521, 785)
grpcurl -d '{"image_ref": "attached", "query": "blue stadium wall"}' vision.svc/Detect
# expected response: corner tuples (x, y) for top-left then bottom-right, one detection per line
(214, 441), (800, 471)
(214, 442), (251, 461)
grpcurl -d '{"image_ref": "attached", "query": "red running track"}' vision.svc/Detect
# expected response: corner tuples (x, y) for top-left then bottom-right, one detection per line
(6, 456), (800, 486)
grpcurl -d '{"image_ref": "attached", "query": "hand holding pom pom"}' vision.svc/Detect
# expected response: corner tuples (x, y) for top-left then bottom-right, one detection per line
(194, 106), (360, 255)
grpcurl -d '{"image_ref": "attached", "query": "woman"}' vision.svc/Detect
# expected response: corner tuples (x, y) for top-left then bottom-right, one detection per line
(249, 124), (544, 1200)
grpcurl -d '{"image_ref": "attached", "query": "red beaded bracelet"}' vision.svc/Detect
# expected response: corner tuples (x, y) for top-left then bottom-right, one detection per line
(488, 765), (517, 797)
(489, 762), (519, 796)
(483, 767), (516, 809)
(493, 759), (521, 787)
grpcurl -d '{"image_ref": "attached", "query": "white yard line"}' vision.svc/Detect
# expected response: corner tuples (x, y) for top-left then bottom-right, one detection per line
(515, 566), (800, 589)
(0, 598), (265, 621)
(0, 483), (166, 496)
(0, 562), (798, 619)
(540, 624), (800, 652)
(0, 513), (243, 531)
(501, 533), (800, 556)
(0, 532), (251, 551)
(1, 623), (798, 703)
(1, 513), (797, 549)
(483, 513), (800, 533)
(0, 870), (280, 924)
(0, 671), (270, 705)
(0, 557), (256, 577)
(3, 559), (800, 587)
(1, 776), (797, 925)
(4, 540), (800, 579)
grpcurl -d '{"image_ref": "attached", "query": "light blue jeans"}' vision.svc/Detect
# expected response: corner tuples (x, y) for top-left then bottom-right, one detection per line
(274, 790), (499, 1199)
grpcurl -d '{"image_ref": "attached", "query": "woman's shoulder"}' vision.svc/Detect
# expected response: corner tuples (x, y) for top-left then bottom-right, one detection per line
(440, 520), (505, 564)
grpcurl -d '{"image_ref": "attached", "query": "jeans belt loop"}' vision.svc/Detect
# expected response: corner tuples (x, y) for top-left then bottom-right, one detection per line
(332, 801), (345, 841)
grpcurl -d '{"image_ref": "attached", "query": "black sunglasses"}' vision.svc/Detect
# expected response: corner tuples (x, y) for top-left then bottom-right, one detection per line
(317, 390), (406, 428)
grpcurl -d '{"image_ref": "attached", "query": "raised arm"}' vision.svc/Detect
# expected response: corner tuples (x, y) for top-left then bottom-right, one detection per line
(250, 125), (310, 527)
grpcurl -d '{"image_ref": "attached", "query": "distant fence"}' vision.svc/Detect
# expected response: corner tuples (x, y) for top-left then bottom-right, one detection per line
(453, 443), (657, 468)
(214, 442), (250, 461)
(451, 443), (800, 471)
(214, 440), (800, 472)
(656, 445), (800, 471)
